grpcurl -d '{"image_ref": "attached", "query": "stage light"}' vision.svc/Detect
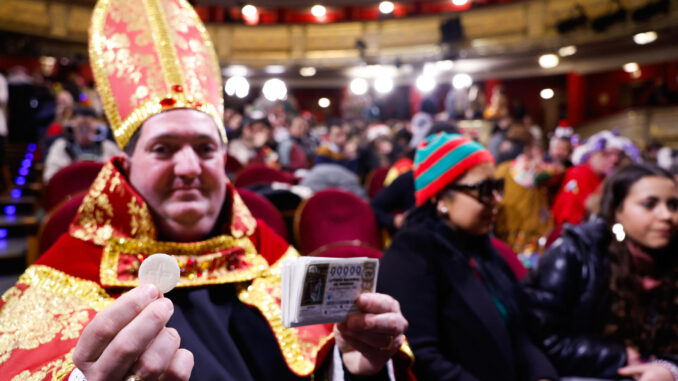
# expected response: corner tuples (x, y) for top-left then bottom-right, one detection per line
(4, 205), (15, 216)
(539, 54), (559, 69)
(300, 67), (317, 77)
(558, 45), (577, 57)
(379, 1), (394, 14)
(25, 153), (33, 160)
(0, 229), (7, 239)
(452, 0), (469, 6)
(10, 189), (21, 199)
(416, 75), (436, 93)
(623, 62), (639, 73)
(18, 168), (28, 177)
(15, 177), (25, 186)
(242, 5), (257, 18)
(225, 76), (250, 98)
(540, 88), (555, 100)
(452, 73), (472, 89)
(633, 31), (657, 45)
(374, 77), (394, 94)
(265, 65), (285, 74)
(318, 98), (331, 108)
(262, 79), (287, 101)
(27, 143), (37, 152)
(21, 159), (31, 168)
(311, 5), (327, 18)
(350, 78), (368, 95)
(225, 65), (248, 77)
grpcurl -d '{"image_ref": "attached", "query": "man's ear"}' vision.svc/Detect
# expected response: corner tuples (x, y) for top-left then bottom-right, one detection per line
(120, 152), (132, 176)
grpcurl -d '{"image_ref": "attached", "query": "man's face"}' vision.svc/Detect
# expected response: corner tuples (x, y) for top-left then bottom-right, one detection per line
(549, 139), (571, 164)
(250, 121), (271, 148)
(125, 109), (227, 241)
(289, 117), (308, 138)
(71, 115), (97, 146)
(588, 147), (622, 176)
(329, 126), (347, 147)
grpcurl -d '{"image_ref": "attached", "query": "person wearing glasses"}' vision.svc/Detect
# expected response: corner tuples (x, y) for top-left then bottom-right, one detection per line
(378, 133), (557, 381)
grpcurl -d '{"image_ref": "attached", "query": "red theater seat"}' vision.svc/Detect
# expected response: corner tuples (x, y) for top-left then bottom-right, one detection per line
(233, 164), (295, 188)
(365, 166), (390, 199)
(43, 161), (104, 212)
(237, 188), (288, 241)
(308, 240), (382, 259)
(38, 191), (87, 255)
(294, 188), (381, 255)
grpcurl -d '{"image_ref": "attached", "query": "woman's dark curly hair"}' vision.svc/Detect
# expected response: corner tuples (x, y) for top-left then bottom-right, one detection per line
(598, 163), (678, 355)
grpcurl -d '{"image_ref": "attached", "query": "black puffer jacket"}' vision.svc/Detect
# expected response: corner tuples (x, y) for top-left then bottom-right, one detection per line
(523, 218), (628, 378)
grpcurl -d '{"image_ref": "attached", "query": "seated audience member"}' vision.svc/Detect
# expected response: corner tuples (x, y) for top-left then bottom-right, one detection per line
(228, 114), (278, 167)
(552, 130), (639, 226)
(277, 116), (317, 170)
(299, 163), (368, 199)
(495, 131), (562, 255)
(43, 106), (120, 182)
(524, 163), (678, 380)
(371, 122), (459, 234)
(379, 132), (558, 381)
(315, 123), (359, 173)
(0, 1), (411, 379)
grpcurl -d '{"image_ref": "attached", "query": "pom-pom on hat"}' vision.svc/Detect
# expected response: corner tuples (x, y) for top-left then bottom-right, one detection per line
(414, 133), (494, 206)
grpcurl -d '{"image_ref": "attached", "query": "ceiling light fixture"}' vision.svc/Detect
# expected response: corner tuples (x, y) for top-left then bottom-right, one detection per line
(318, 97), (331, 108)
(300, 67), (317, 77)
(540, 88), (555, 100)
(379, 1), (395, 14)
(311, 5), (327, 18)
(350, 78), (368, 95)
(538, 54), (559, 69)
(633, 31), (657, 45)
(558, 45), (577, 57)
(374, 77), (394, 94)
(416, 75), (436, 93)
(623, 62), (639, 73)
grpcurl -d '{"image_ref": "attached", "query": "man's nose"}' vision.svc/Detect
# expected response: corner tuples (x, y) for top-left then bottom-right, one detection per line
(174, 146), (201, 177)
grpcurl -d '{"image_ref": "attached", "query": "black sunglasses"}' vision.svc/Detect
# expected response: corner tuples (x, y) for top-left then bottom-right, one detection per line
(445, 178), (504, 204)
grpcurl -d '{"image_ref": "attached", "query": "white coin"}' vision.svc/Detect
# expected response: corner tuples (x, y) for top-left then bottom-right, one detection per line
(138, 253), (180, 294)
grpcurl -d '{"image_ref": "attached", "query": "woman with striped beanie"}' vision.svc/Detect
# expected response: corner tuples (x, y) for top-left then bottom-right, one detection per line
(378, 133), (557, 381)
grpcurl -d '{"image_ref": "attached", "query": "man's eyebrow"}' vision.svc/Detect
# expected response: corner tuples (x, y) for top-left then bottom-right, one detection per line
(148, 133), (219, 142)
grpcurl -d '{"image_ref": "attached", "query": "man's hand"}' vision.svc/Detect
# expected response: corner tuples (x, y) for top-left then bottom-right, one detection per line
(73, 284), (193, 381)
(334, 293), (408, 375)
(618, 363), (675, 381)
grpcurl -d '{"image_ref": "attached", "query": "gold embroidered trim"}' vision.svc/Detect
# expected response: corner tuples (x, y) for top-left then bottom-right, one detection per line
(9, 350), (75, 381)
(15, 265), (113, 311)
(237, 246), (333, 377)
(100, 235), (269, 288)
(143, 0), (185, 93)
(89, 0), (124, 140)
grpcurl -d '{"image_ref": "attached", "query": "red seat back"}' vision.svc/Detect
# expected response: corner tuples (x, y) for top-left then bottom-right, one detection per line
(43, 161), (104, 212)
(490, 237), (527, 281)
(237, 188), (288, 240)
(38, 191), (87, 255)
(225, 153), (244, 175)
(308, 240), (382, 259)
(294, 188), (381, 254)
(233, 164), (295, 188)
(365, 167), (390, 199)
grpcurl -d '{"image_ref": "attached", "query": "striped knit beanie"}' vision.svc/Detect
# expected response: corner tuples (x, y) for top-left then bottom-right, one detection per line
(414, 133), (494, 206)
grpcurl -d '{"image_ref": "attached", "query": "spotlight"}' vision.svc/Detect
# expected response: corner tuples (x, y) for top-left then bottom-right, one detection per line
(379, 1), (394, 14)
(558, 45), (577, 57)
(452, 73), (472, 89)
(15, 177), (25, 186)
(265, 65), (285, 74)
(452, 0), (469, 6)
(633, 31), (657, 45)
(0, 229), (7, 239)
(27, 143), (37, 152)
(21, 159), (31, 168)
(311, 5), (327, 18)
(224, 76), (250, 99)
(416, 75), (436, 93)
(10, 189), (21, 199)
(623, 62), (639, 73)
(350, 78), (368, 95)
(374, 77), (394, 94)
(242, 4), (257, 18)
(318, 98), (331, 108)
(25, 153), (33, 160)
(18, 168), (28, 177)
(591, 1), (626, 33)
(540, 88), (555, 100)
(539, 54), (559, 69)
(262, 79), (287, 102)
(300, 67), (317, 77)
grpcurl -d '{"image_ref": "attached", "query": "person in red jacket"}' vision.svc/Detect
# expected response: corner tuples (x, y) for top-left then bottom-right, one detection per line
(552, 130), (640, 226)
